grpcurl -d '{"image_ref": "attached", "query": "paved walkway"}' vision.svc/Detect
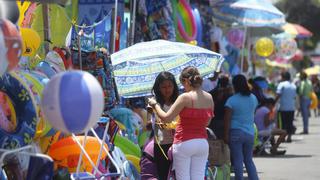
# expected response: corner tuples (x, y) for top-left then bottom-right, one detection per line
(252, 114), (320, 180)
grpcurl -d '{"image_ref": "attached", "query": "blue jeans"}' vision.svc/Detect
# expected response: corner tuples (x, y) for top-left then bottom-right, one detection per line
(229, 129), (259, 180)
(300, 96), (311, 133)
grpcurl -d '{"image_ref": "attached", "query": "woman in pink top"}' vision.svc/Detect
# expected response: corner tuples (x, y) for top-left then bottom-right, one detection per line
(149, 66), (214, 180)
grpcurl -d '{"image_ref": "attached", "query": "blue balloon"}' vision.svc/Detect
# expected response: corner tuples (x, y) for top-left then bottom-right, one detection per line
(192, 6), (203, 46)
(35, 61), (57, 78)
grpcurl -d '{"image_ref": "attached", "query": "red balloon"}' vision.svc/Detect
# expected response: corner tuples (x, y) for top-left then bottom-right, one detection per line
(0, 19), (22, 70)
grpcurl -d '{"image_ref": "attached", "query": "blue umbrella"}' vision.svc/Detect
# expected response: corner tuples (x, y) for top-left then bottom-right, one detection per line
(211, 0), (285, 27)
(111, 40), (224, 98)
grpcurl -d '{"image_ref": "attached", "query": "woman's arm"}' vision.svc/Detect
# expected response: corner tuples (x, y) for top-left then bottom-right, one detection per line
(223, 107), (232, 144)
(207, 95), (215, 126)
(150, 94), (186, 123)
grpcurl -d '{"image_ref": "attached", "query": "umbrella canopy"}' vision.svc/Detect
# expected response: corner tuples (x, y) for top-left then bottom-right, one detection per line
(282, 23), (313, 38)
(304, 65), (320, 76)
(111, 40), (224, 98)
(211, 0), (285, 27)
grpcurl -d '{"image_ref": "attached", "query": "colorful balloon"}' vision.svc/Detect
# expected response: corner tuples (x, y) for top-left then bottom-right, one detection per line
(226, 29), (244, 48)
(274, 37), (297, 59)
(255, 37), (274, 57)
(45, 51), (66, 73)
(174, 0), (197, 42)
(41, 71), (104, 134)
(20, 28), (41, 57)
(48, 136), (108, 172)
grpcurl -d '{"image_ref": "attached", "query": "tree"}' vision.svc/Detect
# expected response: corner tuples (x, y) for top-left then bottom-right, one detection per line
(275, 0), (320, 50)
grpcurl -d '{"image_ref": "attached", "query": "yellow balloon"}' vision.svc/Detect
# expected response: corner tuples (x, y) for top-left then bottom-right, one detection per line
(255, 37), (274, 57)
(20, 28), (41, 57)
(188, 40), (197, 46)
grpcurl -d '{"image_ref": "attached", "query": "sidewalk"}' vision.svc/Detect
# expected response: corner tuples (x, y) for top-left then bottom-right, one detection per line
(252, 115), (320, 180)
(230, 114), (320, 179)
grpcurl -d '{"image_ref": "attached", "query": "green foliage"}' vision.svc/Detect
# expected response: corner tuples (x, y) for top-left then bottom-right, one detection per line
(275, 0), (320, 50)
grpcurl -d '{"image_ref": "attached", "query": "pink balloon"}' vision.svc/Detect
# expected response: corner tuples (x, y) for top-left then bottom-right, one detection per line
(227, 29), (244, 48)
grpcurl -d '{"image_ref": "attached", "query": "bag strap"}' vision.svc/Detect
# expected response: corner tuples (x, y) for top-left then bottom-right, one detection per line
(206, 127), (217, 140)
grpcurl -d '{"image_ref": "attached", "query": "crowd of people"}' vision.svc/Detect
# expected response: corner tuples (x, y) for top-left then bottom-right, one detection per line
(130, 66), (319, 180)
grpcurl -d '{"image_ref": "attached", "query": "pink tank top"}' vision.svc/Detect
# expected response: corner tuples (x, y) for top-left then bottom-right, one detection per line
(173, 97), (213, 144)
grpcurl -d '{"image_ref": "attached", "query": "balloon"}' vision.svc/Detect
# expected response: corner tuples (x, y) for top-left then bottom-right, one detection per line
(20, 28), (41, 57)
(0, 1), (20, 24)
(226, 29), (244, 48)
(48, 136), (108, 172)
(274, 37), (297, 59)
(45, 51), (66, 72)
(41, 71), (104, 134)
(173, 0), (197, 42)
(0, 19), (22, 71)
(255, 37), (274, 57)
(35, 61), (57, 78)
(292, 49), (303, 61)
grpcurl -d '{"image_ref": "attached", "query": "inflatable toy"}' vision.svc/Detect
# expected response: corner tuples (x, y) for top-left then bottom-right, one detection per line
(310, 92), (318, 110)
(274, 37), (297, 59)
(35, 61), (58, 78)
(0, 1), (20, 24)
(173, 0), (197, 42)
(0, 72), (38, 149)
(192, 6), (202, 46)
(0, 19), (22, 74)
(125, 154), (141, 173)
(138, 131), (150, 147)
(255, 37), (274, 57)
(114, 134), (141, 157)
(38, 131), (62, 154)
(53, 47), (73, 69)
(0, 92), (17, 133)
(227, 29), (245, 48)
(48, 136), (108, 172)
(41, 71), (104, 134)
(20, 28), (41, 57)
(45, 51), (66, 72)
(16, 71), (52, 138)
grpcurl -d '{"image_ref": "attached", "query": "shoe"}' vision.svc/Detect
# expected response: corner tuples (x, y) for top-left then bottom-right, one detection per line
(299, 132), (309, 135)
(270, 149), (286, 155)
(286, 137), (292, 143)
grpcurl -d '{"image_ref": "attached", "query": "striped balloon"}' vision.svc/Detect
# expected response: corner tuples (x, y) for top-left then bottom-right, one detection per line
(41, 71), (104, 134)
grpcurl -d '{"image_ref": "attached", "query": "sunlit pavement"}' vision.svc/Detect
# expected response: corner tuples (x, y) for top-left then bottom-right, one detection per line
(251, 113), (320, 180)
(229, 113), (320, 179)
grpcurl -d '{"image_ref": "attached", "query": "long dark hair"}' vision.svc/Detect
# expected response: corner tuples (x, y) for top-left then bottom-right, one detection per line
(152, 71), (179, 106)
(232, 74), (251, 96)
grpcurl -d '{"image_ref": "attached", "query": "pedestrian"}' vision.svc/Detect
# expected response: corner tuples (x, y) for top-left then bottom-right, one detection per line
(224, 74), (259, 180)
(148, 66), (214, 180)
(275, 71), (297, 142)
(298, 71), (313, 134)
(151, 71), (179, 180)
(208, 74), (233, 139)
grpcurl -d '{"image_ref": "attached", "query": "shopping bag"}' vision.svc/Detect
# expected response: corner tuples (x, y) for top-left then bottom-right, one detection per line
(207, 128), (230, 168)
